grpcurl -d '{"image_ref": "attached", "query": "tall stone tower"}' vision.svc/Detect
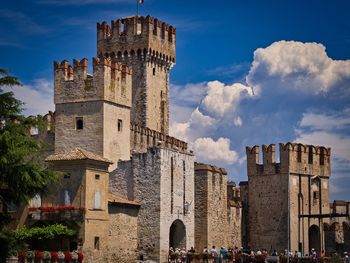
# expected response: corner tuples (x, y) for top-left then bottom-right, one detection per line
(53, 57), (132, 168)
(245, 143), (331, 254)
(96, 16), (176, 134)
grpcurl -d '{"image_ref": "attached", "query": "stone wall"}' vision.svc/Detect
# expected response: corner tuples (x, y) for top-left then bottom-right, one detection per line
(246, 143), (333, 254)
(239, 182), (249, 248)
(108, 204), (139, 263)
(227, 182), (242, 248)
(194, 163), (228, 250)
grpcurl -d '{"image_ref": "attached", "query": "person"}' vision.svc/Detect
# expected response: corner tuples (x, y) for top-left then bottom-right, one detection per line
(311, 248), (317, 263)
(271, 250), (278, 256)
(344, 252), (349, 263)
(211, 246), (218, 263)
(180, 248), (186, 263)
(220, 247), (228, 262)
(321, 250), (326, 257)
(188, 247), (195, 253)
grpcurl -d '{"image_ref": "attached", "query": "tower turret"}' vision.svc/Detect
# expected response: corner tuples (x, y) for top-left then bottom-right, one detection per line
(96, 16), (176, 134)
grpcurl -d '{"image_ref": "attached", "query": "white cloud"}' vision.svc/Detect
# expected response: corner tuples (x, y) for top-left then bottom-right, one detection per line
(233, 116), (242, 127)
(247, 40), (350, 94)
(299, 111), (350, 130)
(200, 81), (253, 118)
(193, 137), (239, 164)
(4, 78), (54, 116)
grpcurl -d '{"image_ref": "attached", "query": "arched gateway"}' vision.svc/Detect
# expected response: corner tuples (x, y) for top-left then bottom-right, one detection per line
(309, 225), (321, 254)
(169, 219), (186, 249)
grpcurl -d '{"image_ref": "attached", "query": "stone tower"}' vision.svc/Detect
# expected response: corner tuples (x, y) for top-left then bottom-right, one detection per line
(246, 143), (331, 254)
(53, 57), (132, 168)
(96, 16), (176, 134)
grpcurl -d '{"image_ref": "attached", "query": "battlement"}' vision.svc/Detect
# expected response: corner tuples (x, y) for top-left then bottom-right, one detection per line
(54, 57), (132, 106)
(246, 142), (331, 176)
(130, 123), (187, 153)
(194, 162), (227, 175)
(97, 16), (176, 67)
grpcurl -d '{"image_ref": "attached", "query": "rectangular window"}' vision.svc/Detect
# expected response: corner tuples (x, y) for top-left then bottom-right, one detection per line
(60, 190), (71, 205)
(95, 174), (100, 180)
(118, 119), (122, 132)
(94, 191), (101, 209)
(76, 117), (83, 130)
(94, 236), (100, 250)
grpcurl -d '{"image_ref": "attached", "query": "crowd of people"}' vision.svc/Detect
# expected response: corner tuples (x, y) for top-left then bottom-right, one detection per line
(167, 246), (350, 263)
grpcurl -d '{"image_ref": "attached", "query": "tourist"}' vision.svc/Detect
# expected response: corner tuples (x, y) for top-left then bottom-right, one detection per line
(321, 250), (326, 257)
(344, 252), (349, 263)
(271, 250), (278, 256)
(180, 248), (186, 263)
(211, 246), (219, 263)
(220, 247), (228, 262)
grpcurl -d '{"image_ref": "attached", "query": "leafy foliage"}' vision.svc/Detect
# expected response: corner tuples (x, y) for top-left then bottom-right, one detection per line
(0, 69), (58, 229)
(14, 224), (76, 241)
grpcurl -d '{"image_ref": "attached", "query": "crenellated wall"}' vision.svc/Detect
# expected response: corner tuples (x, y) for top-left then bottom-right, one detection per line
(130, 123), (187, 153)
(246, 143), (333, 254)
(96, 16), (175, 134)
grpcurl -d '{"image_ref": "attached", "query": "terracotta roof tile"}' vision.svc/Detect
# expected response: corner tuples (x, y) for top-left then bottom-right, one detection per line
(45, 148), (112, 164)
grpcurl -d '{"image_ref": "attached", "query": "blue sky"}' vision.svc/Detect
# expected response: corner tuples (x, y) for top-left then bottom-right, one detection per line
(1, 0), (350, 200)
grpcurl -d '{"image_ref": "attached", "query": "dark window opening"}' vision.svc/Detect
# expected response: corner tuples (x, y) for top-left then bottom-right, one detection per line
(76, 117), (83, 130)
(94, 237), (100, 250)
(320, 149), (325, 165)
(64, 173), (71, 179)
(308, 146), (313, 164)
(153, 67), (156, 75)
(297, 144), (302, 162)
(118, 119), (123, 132)
(95, 174), (100, 180)
(171, 157), (174, 214)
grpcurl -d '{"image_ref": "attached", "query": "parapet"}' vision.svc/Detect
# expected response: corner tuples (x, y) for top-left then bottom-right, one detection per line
(130, 123), (188, 153)
(54, 57), (132, 106)
(97, 16), (176, 66)
(246, 142), (331, 177)
(194, 162), (227, 175)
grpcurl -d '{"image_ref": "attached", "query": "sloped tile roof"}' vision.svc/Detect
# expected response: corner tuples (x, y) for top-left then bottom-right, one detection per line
(45, 148), (112, 164)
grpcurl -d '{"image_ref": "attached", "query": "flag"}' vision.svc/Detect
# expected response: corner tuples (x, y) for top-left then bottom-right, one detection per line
(139, 0), (144, 3)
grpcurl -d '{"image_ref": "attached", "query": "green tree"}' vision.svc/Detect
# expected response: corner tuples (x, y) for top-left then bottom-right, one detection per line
(0, 69), (58, 229)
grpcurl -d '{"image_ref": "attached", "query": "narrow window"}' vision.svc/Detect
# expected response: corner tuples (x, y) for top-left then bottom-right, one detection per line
(183, 160), (186, 215)
(94, 191), (101, 209)
(30, 193), (42, 208)
(64, 173), (71, 179)
(95, 174), (100, 180)
(308, 146), (313, 164)
(320, 148), (325, 165)
(297, 144), (302, 163)
(61, 190), (71, 205)
(171, 157), (174, 214)
(94, 237), (100, 250)
(153, 67), (156, 75)
(118, 119), (123, 132)
(76, 117), (83, 130)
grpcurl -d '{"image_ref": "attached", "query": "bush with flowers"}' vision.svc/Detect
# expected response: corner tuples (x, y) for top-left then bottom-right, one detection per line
(77, 251), (83, 263)
(64, 252), (72, 262)
(43, 251), (51, 261)
(27, 250), (35, 261)
(51, 251), (59, 261)
(35, 250), (44, 261)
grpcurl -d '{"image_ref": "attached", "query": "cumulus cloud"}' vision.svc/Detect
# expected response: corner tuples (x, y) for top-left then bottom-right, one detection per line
(193, 137), (239, 164)
(299, 110), (350, 131)
(247, 40), (350, 94)
(3, 78), (54, 116)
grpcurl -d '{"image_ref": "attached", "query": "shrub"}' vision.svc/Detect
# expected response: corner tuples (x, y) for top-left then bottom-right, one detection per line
(64, 252), (72, 262)
(43, 251), (51, 260)
(0, 230), (17, 262)
(77, 251), (84, 263)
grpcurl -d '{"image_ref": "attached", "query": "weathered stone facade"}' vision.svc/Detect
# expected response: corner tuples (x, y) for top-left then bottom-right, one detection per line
(245, 143), (349, 254)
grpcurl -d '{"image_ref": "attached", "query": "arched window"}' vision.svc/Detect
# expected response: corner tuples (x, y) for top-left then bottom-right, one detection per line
(76, 117), (83, 130)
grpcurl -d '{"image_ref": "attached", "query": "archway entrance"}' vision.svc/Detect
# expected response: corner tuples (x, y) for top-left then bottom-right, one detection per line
(169, 220), (186, 249)
(309, 225), (321, 254)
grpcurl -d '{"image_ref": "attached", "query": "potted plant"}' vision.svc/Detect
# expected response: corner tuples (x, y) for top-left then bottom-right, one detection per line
(27, 251), (34, 263)
(34, 251), (44, 263)
(64, 252), (72, 262)
(43, 251), (51, 263)
(77, 252), (83, 263)
(18, 251), (27, 263)
(57, 251), (65, 263)
(51, 251), (59, 263)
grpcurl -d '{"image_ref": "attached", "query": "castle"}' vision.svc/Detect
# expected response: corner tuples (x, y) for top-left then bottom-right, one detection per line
(6, 15), (349, 263)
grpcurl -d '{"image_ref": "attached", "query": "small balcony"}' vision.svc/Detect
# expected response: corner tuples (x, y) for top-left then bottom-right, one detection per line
(28, 206), (85, 222)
